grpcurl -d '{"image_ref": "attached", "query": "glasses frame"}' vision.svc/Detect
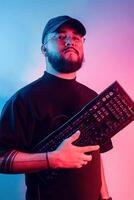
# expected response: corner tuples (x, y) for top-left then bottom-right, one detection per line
(43, 32), (85, 46)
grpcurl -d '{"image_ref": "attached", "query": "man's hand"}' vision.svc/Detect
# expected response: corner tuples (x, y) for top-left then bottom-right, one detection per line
(48, 130), (100, 168)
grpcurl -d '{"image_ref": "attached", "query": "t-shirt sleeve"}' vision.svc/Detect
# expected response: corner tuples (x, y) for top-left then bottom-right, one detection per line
(0, 93), (34, 156)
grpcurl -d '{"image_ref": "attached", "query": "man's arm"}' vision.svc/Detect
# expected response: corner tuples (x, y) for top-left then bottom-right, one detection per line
(0, 131), (99, 174)
(100, 156), (111, 199)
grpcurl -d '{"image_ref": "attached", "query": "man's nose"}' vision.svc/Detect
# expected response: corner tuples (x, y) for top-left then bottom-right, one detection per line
(65, 36), (75, 46)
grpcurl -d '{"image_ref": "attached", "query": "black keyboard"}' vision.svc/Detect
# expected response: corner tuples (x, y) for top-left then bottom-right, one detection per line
(33, 81), (134, 153)
(32, 81), (134, 184)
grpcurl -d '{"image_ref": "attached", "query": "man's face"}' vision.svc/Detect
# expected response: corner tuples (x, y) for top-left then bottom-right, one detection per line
(44, 24), (85, 73)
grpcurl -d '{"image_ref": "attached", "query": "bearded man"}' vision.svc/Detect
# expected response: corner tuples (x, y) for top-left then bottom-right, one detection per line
(0, 15), (112, 200)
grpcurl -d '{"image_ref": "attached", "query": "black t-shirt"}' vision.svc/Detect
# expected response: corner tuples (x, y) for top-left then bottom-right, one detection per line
(0, 71), (113, 200)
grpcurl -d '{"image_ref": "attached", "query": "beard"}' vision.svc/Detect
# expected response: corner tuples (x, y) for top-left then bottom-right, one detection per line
(47, 49), (84, 73)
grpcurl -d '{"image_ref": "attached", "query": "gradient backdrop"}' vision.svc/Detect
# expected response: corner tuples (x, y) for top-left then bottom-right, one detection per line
(0, 0), (134, 199)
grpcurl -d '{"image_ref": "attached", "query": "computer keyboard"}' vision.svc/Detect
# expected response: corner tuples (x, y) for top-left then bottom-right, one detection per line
(32, 81), (134, 184)
(33, 81), (134, 153)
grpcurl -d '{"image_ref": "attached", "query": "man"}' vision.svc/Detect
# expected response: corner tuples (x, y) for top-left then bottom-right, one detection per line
(0, 15), (112, 200)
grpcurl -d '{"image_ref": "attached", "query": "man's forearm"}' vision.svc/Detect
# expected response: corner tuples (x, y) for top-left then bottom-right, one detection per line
(0, 150), (52, 174)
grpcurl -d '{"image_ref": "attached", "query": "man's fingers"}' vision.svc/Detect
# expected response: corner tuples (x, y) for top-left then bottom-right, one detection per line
(65, 131), (99, 154)
(79, 145), (100, 153)
(82, 154), (93, 161)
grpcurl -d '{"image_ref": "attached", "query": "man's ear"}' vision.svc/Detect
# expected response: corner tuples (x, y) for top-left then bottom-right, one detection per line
(41, 44), (47, 56)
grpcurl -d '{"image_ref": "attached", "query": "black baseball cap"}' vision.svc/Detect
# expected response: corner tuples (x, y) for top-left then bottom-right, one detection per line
(42, 15), (86, 44)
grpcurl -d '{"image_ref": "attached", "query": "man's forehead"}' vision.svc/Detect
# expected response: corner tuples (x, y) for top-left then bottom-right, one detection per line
(55, 24), (82, 35)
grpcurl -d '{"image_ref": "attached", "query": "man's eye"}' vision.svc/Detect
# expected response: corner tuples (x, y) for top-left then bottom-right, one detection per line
(58, 35), (66, 40)
(73, 36), (80, 41)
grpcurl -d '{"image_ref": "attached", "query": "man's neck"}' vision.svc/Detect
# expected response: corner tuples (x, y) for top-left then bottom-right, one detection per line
(46, 65), (76, 80)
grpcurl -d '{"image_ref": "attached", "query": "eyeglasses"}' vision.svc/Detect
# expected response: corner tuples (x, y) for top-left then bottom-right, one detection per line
(44, 33), (85, 46)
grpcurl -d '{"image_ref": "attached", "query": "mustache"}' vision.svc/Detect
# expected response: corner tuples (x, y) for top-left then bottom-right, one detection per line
(63, 47), (79, 54)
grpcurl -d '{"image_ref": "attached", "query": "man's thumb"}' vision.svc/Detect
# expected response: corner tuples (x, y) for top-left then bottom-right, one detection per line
(69, 130), (81, 143)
